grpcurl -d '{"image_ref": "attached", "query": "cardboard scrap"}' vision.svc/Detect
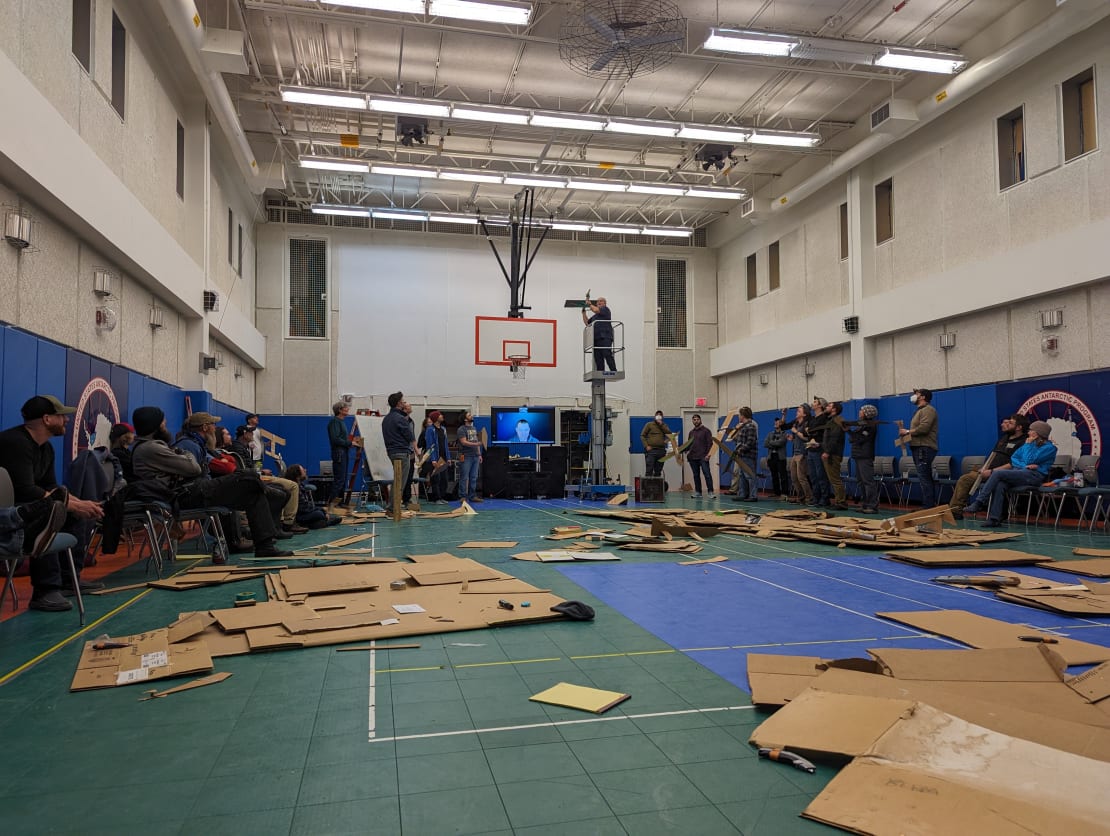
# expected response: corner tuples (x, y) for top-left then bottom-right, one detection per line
(884, 547), (1050, 567)
(403, 558), (505, 585)
(606, 492), (628, 505)
(458, 541), (519, 548)
(801, 702), (1110, 836)
(529, 682), (631, 714)
(1075, 548), (1110, 558)
(1045, 556), (1110, 576)
(1066, 661), (1110, 704)
(619, 541), (703, 554)
(679, 555), (729, 565)
(283, 609), (394, 634)
(148, 571), (265, 590)
(139, 672), (232, 700)
(71, 629), (213, 691)
(876, 609), (1110, 665)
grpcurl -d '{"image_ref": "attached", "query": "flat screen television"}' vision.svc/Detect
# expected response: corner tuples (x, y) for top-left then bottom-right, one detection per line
(491, 406), (556, 445)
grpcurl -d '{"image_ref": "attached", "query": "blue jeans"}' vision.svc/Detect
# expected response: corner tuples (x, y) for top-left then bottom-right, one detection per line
(807, 449), (829, 503)
(976, 468), (1046, 522)
(689, 459), (713, 494)
(912, 446), (938, 508)
(458, 454), (480, 500)
(736, 456), (757, 499)
(331, 447), (349, 502)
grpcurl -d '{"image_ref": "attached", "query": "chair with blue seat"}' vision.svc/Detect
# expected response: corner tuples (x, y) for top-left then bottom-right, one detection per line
(0, 468), (85, 624)
(895, 456), (919, 506)
(840, 457), (857, 501)
(873, 456), (898, 506)
(1038, 456), (1101, 528)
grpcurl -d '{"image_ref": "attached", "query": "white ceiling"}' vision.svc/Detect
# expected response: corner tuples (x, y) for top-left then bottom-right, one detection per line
(208, 0), (1030, 229)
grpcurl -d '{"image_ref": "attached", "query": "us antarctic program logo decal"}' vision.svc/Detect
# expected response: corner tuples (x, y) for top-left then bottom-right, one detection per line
(1017, 390), (1101, 462)
(73, 376), (121, 459)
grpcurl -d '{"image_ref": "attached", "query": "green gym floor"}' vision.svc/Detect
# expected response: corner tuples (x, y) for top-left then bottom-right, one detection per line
(0, 494), (1103, 835)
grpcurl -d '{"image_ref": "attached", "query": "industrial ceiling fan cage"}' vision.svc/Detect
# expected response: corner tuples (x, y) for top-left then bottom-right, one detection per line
(558, 0), (686, 80)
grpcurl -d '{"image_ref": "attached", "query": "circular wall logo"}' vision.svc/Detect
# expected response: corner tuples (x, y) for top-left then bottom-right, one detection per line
(72, 377), (121, 460)
(1016, 390), (1101, 463)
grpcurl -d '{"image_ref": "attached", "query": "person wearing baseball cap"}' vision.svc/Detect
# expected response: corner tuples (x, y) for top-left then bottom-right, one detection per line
(424, 411), (452, 504)
(899, 388), (940, 509)
(966, 419), (1057, 527)
(947, 413), (1029, 519)
(0, 394), (105, 611)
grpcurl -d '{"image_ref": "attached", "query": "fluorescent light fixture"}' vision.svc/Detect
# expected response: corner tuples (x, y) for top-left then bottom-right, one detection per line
(628, 183), (687, 196)
(875, 46), (966, 74)
(606, 118), (679, 138)
(677, 125), (751, 142)
(590, 225), (634, 234)
(311, 204), (371, 217)
(370, 164), (436, 178)
(530, 111), (607, 131)
(566, 180), (628, 192)
(550, 222), (593, 231)
(439, 169), (504, 184)
(684, 188), (745, 200)
(323, 0), (425, 11)
(280, 85), (365, 110)
(703, 28), (798, 56)
(450, 104), (531, 125)
(428, 0), (532, 25)
(642, 227), (693, 237)
(299, 156), (369, 173)
(368, 97), (451, 118)
(428, 214), (479, 224)
(372, 208), (430, 221)
(747, 129), (821, 147)
(503, 175), (563, 187)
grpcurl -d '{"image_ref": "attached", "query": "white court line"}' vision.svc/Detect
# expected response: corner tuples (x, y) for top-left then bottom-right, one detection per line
(368, 705), (755, 744)
(367, 644), (378, 741)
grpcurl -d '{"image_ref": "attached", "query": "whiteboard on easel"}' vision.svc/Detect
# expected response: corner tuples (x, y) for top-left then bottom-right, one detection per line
(353, 414), (393, 481)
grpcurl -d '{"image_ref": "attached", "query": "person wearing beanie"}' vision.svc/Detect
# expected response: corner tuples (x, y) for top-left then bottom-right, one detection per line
(966, 419), (1057, 527)
(0, 394), (106, 611)
(424, 411), (452, 504)
(847, 404), (880, 513)
(131, 406), (293, 559)
(899, 388), (940, 508)
(382, 392), (417, 513)
(327, 401), (359, 507)
(947, 413), (1029, 518)
(109, 423), (136, 483)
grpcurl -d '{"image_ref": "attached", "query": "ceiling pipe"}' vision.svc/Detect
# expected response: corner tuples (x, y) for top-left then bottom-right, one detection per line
(157, 0), (274, 194)
(770, 0), (1110, 213)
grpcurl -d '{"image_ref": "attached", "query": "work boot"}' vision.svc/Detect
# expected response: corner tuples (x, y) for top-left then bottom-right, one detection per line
(29, 590), (73, 612)
(255, 542), (294, 558)
(27, 500), (68, 559)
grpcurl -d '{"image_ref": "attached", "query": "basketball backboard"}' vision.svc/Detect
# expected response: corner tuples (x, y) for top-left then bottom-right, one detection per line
(475, 316), (557, 367)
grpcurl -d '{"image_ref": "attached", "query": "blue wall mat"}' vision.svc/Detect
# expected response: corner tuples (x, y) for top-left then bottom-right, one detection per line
(37, 339), (68, 474)
(628, 415), (683, 453)
(126, 371), (147, 422)
(1, 328), (38, 430)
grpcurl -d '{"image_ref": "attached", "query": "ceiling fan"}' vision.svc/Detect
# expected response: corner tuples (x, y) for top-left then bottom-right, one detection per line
(559, 0), (686, 79)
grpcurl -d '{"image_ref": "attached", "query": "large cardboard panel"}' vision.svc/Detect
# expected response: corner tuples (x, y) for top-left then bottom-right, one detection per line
(810, 668), (1110, 760)
(402, 559), (506, 585)
(279, 564), (386, 595)
(876, 609), (1110, 665)
(71, 629), (213, 691)
(869, 646), (1066, 682)
(883, 548), (1049, 567)
(995, 587), (1110, 615)
(1067, 662), (1110, 703)
(211, 601), (318, 633)
(1041, 557), (1110, 576)
(803, 704), (1110, 835)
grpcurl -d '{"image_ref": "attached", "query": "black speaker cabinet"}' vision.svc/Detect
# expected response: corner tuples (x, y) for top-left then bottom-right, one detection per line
(506, 471), (533, 499)
(540, 444), (568, 475)
(482, 447), (509, 498)
(635, 476), (665, 503)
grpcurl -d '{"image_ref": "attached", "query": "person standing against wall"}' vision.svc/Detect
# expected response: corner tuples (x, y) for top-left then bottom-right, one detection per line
(821, 401), (848, 509)
(641, 411), (670, 478)
(806, 397), (831, 507)
(764, 414), (790, 499)
(847, 404), (880, 513)
(685, 414), (714, 498)
(456, 411), (484, 503)
(582, 296), (616, 372)
(327, 401), (358, 507)
(900, 388), (939, 508)
(729, 407), (759, 502)
(786, 404), (813, 504)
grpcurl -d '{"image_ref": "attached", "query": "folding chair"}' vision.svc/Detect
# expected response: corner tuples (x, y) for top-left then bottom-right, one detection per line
(0, 468), (85, 624)
(932, 455), (955, 504)
(873, 456), (898, 506)
(895, 456), (919, 506)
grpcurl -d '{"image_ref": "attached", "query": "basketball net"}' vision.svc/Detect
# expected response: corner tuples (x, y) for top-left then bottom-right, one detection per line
(509, 355), (529, 382)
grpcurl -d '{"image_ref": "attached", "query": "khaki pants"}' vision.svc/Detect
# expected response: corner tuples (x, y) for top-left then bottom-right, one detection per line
(949, 470), (980, 512)
(790, 454), (812, 501)
(823, 455), (845, 504)
(262, 475), (299, 524)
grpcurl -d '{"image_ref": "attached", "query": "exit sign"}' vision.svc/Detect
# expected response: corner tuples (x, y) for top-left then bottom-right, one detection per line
(695, 397), (707, 407)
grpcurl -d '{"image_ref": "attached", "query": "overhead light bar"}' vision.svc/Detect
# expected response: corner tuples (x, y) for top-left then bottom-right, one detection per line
(875, 46), (967, 74)
(531, 111), (608, 131)
(747, 129), (821, 147)
(300, 156), (370, 172)
(311, 204), (370, 217)
(369, 97), (451, 117)
(503, 175), (563, 187)
(605, 118), (679, 138)
(307, 204), (699, 238)
(439, 169), (504, 183)
(428, 0), (531, 24)
(280, 85), (366, 110)
(450, 104), (530, 124)
(628, 184), (688, 195)
(677, 125), (751, 143)
(321, 0), (425, 11)
(702, 27), (966, 75)
(684, 188), (744, 200)
(370, 164), (436, 178)
(372, 208), (430, 221)
(566, 180), (628, 192)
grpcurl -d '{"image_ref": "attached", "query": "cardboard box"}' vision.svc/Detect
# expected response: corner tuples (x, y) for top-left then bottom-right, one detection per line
(71, 629), (213, 691)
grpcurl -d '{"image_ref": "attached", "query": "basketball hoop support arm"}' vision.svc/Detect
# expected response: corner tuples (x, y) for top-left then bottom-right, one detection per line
(478, 188), (550, 319)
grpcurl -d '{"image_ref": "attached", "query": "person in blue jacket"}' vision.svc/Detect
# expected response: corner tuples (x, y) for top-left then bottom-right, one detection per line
(965, 420), (1057, 527)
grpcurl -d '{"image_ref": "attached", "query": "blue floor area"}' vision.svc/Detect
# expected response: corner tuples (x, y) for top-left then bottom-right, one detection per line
(558, 554), (1110, 693)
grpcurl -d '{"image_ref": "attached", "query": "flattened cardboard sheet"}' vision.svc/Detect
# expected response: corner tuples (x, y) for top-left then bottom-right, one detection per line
(148, 572), (264, 590)
(995, 587), (1110, 615)
(212, 601), (316, 633)
(877, 609), (1110, 665)
(283, 609), (394, 633)
(530, 682), (631, 714)
(167, 612), (217, 644)
(869, 645), (1066, 682)
(71, 629), (213, 691)
(746, 654), (828, 706)
(803, 703), (1110, 836)
(403, 558), (504, 585)
(750, 690), (914, 759)
(1067, 662), (1110, 703)
(279, 564), (384, 595)
(884, 547), (1049, 567)
(1044, 557), (1110, 576)
(458, 541), (519, 548)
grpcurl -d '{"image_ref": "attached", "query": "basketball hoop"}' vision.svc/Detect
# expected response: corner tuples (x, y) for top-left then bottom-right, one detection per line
(508, 354), (530, 381)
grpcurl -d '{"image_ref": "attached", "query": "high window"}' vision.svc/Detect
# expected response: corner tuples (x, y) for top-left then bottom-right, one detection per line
(110, 12), (126, 117)
(289, 239), (328, 339)
(768, 241), (780, 291)
(746, 253), (757, 300)
(175, 121), (185, 199)
(875, 178), (894, 245)
(72, 0), (92, 71)
(1063, 68), (1097, 161)
(997, 107), (1025, 189)
(656, 259), (688, 348)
